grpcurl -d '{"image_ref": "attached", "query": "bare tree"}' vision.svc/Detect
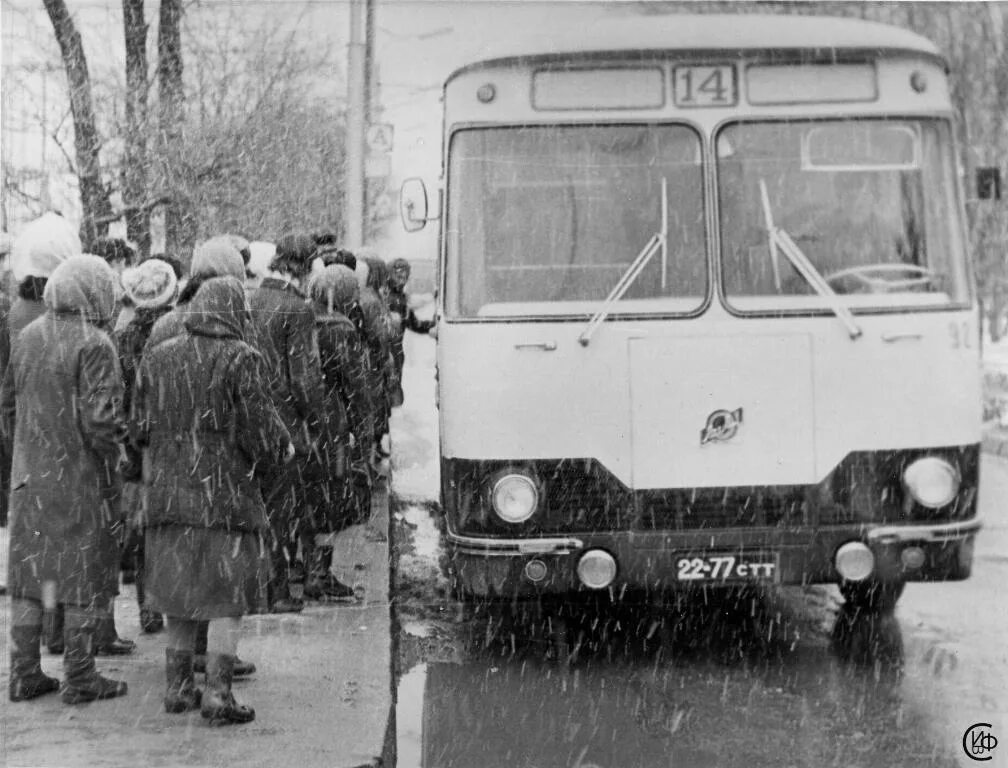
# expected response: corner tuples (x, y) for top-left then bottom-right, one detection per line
(41, 0), (113, 247)
(122, 0), (150, 256)
(157, 0), (185, 256)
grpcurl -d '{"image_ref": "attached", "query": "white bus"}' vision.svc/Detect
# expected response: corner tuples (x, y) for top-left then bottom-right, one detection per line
(401, 14), (982, 613)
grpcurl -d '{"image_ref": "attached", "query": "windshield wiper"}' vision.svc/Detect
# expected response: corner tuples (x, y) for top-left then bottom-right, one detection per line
(759, 179), (862, 341)
(579, 177), (668, 347)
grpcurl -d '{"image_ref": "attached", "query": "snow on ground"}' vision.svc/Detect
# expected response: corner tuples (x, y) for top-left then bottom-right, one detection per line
(390, 326), (449, 601)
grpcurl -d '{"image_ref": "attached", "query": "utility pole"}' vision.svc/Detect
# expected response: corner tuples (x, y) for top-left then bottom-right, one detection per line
(345, 0), (367, 248)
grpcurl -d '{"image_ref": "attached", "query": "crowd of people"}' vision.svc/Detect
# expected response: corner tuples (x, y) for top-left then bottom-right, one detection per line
(2, 212), (432, 725)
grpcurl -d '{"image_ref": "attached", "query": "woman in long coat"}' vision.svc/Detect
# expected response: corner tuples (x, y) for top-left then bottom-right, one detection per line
(3, 255), (131, 704)
(135, 276), (291, 724)
(302, 265), (373, 599)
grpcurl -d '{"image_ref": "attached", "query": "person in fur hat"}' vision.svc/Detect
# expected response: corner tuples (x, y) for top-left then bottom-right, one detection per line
(249, 234), (326, 613)
(3, 255), (133, 704)
(115, 258), (179, 634)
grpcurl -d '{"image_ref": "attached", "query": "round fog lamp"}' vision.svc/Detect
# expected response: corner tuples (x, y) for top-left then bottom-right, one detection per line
(835, 541), (874, 582)
(491, 474), (538, 523)
(900, 546), (926, 571)
(577, 549), (617, 590)
(903, 457), (960, 509)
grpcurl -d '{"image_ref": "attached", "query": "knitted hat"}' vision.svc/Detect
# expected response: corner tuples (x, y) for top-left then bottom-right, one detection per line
(120, 258), (178, 309)
(11, 212), (81, 281)
(309, 264), (359, 314)
(191, 236), (245, 280)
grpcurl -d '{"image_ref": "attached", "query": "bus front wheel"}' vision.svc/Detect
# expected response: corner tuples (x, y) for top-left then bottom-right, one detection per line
(839, 579), (905, 613)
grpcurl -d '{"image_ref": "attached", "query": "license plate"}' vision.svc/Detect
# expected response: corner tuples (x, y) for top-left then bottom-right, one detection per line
(675, 552), (779, 583)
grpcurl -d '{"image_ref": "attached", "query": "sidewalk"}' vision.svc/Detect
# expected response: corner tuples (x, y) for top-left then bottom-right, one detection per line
(0, 482), (393, 768)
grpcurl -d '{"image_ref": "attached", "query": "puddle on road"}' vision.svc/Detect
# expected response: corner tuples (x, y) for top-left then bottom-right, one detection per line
(395, 597), (959, 768)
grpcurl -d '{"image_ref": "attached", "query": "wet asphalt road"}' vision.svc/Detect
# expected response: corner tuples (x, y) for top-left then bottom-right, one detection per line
(392, 456), (1008, 768)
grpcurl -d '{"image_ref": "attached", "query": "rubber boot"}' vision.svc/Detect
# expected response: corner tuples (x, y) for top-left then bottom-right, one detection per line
(193, 621), (256, 678)
(201, 654), (255, 725)
(9, 624), (60, 702)
(303, 545), (355, 600)
(136, 562), (164, 633)
(61, 616), (128, 704)
(43, 604), (64, 655)
(163, 649), (202, 713)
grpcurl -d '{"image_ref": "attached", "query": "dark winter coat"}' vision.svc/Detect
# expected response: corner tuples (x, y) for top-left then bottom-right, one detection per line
(114, 305), (173, 415)
(2, 257), (128, 607)
(134, 277), (290, 534)
(249, 277), (324, 454)
(317, 312), (371, 448)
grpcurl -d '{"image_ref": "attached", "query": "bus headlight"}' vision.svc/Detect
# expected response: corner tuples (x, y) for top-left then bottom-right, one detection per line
(490, 474), (539, 523)
(903, 457), (960, 509)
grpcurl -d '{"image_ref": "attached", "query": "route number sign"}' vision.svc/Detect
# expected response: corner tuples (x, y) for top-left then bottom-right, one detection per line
(673, 65), (736, 107)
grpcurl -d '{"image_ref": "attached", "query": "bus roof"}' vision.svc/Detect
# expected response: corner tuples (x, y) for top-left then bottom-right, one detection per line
(446, 14), (945, 82)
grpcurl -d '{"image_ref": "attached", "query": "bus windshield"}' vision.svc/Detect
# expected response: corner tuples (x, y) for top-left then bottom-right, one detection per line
(717, 119), (970, 311)
(446, 125), (706, 318)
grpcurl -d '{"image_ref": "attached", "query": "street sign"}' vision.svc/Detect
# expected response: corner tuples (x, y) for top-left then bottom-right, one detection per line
(366, 123), (395, 154)
(365, 153), (392, 179)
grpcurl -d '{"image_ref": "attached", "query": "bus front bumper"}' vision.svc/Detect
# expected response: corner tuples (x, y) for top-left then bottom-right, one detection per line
(446, 519), (981, 598)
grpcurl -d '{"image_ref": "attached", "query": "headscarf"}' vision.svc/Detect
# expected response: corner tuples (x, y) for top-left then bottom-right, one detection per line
(309, 264), (359, 316)
(183, 276), (249, 340)
(191, 237), (245, 281)
(247, 241), (276, 279)
(43, 254), (119, 325)
(11, 212), (81, 282)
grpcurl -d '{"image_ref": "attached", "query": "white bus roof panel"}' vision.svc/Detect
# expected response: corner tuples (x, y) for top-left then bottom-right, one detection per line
(446, 14), (945, 83)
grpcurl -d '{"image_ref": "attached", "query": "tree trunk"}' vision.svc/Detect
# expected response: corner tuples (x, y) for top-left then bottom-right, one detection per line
(42, 0), (113, 248)
(123, 0), (150, 257)
(157, 0), (186, 258)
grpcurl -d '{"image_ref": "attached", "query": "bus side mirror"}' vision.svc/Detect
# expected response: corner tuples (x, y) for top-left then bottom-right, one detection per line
(977, 167), (1002, 200)
(401, 177), (433, 232)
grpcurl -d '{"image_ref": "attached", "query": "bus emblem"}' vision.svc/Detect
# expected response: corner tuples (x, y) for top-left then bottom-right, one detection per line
(701, 408), (743, 445)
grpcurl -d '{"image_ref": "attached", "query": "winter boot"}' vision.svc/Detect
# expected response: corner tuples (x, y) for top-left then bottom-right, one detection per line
(303, 545), (356, 600)
(201, 654), (255, 725)
(60, 618), (128, 704)
(163, 649), (202, 713)
(43, 605), (64, 655)
(9, 624), (60, 702)
(93, 614), (136, 656)
(193, 622), (256, 678)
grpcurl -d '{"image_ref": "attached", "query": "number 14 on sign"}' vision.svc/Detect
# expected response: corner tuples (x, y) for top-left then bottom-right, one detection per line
(674, 65), (735, 107)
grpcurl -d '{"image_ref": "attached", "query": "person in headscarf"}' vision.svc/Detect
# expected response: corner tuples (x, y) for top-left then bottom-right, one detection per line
(3, 255), (132, 704)
(115, 258), (179, 635)
(145, 236), (245, 351)
(302, 265), (375, 599)
(134, 276), (292, 724)
(249, 234), (326, 613)
(387, 258), (435, 407)
(5, 214), (135, 656)
(139, 237), (258, 677)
